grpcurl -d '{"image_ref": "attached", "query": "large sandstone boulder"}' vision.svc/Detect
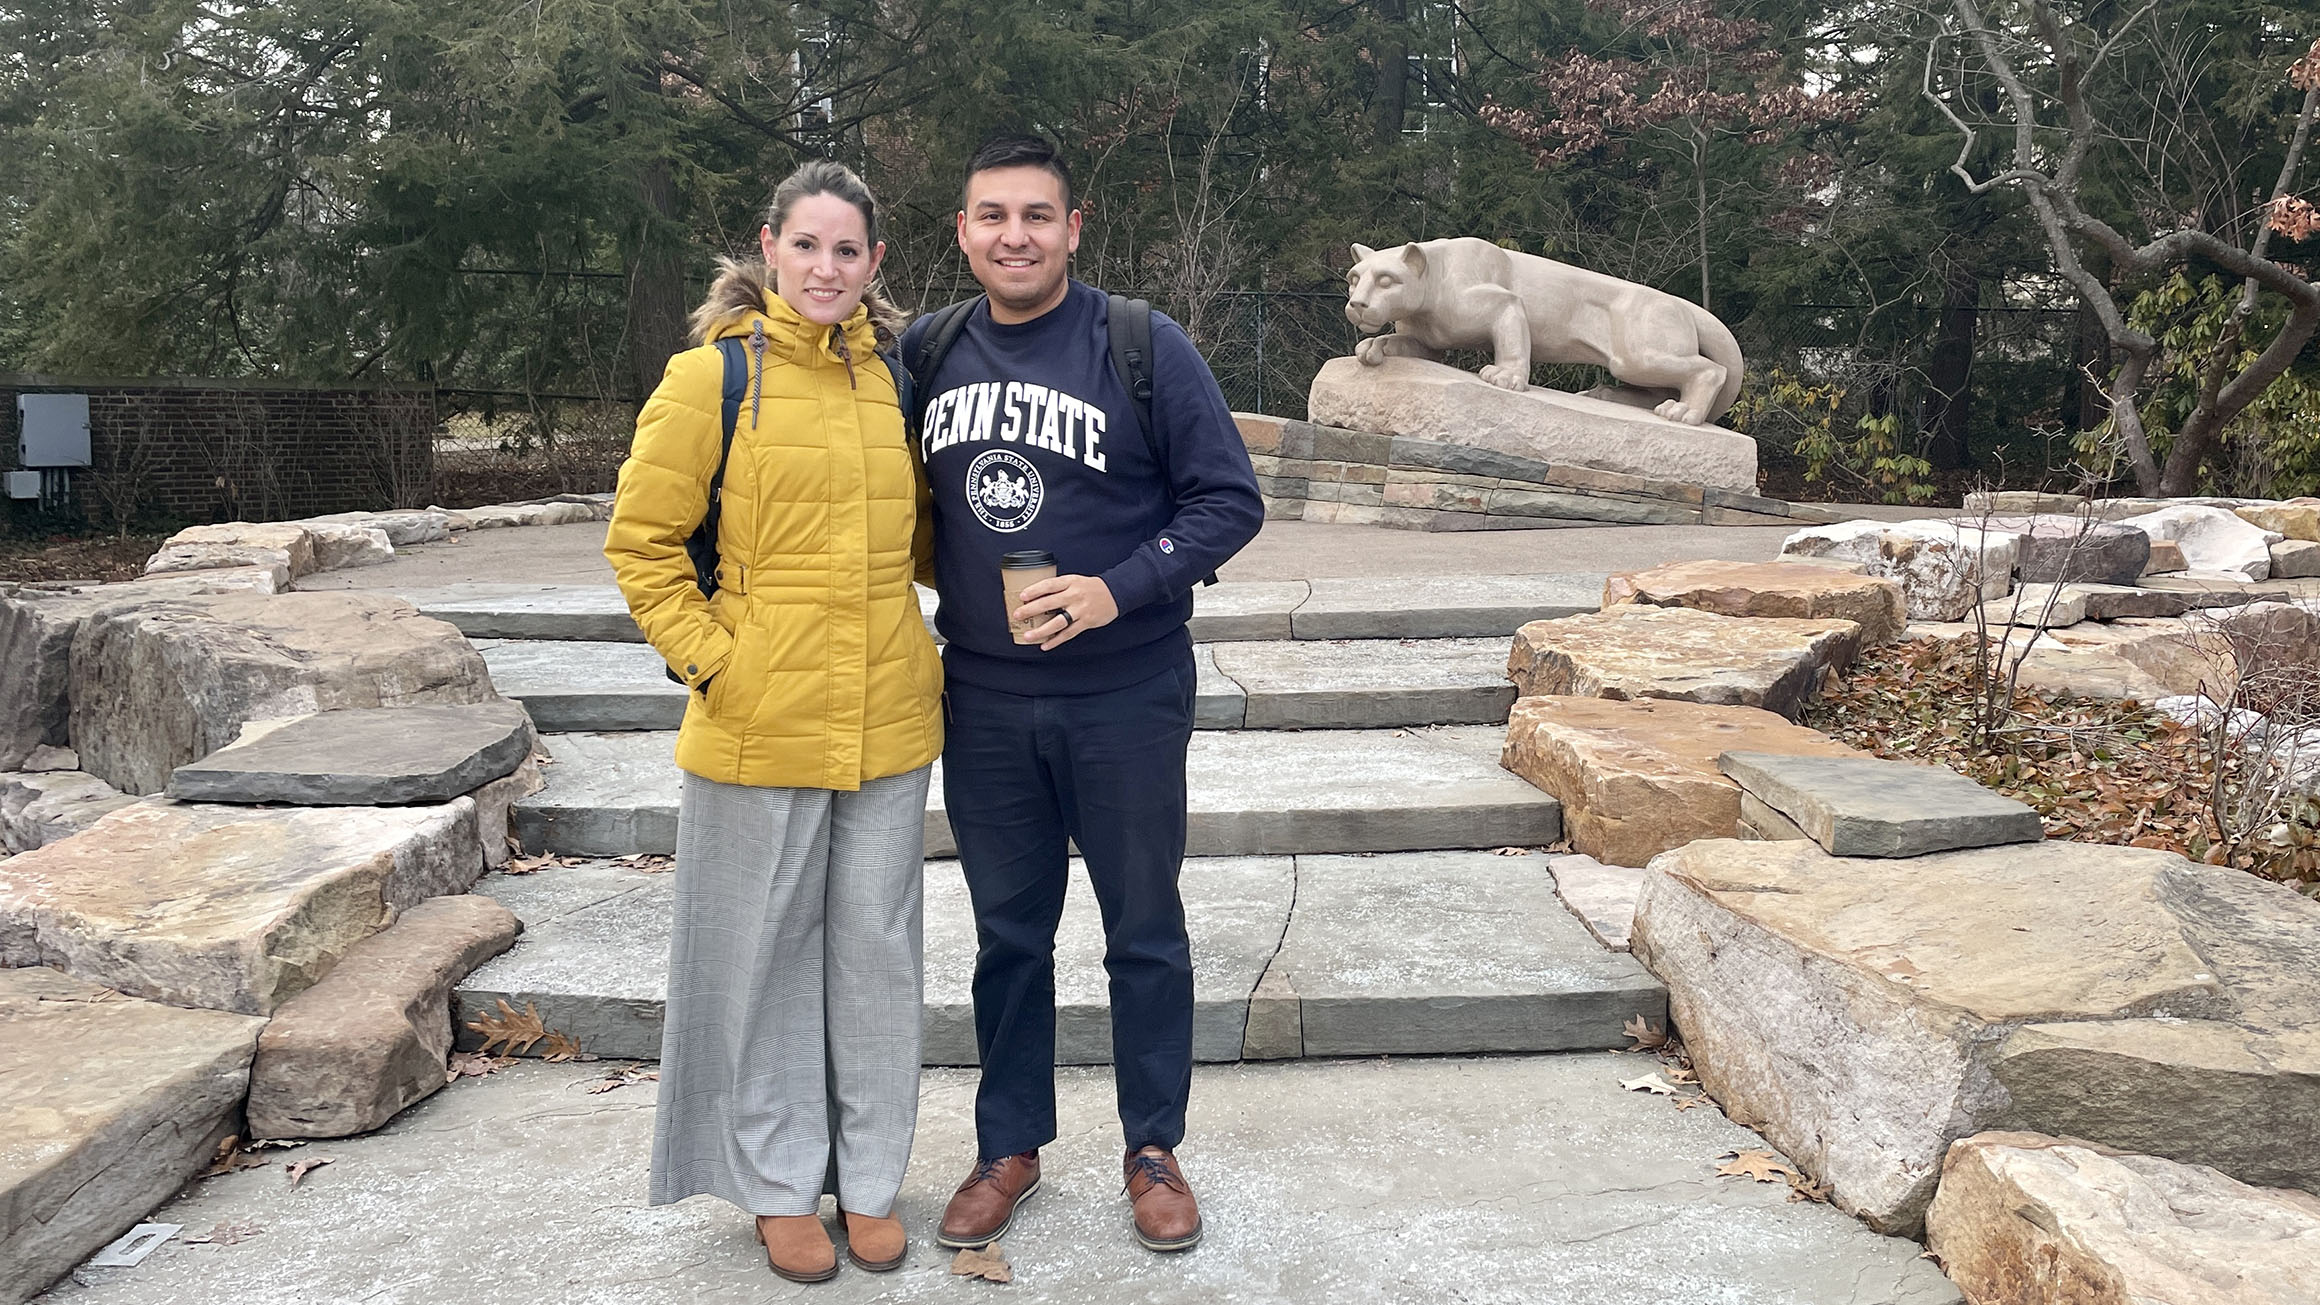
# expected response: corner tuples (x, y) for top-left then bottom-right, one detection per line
(1631, 838), (2320, 1235)
(246, 894), (521, 1139)
(2116, 505), (2282, 582)
(1602, 559), (1905, 644)
(68, 590), (497, 796)
(1306, 355), (1759, 492)
(0, 797), (484, 1015)
(144, 522), (318, 579)
(1927, 1132), (2320, 1305)
(168, 701), (534, 806)
(1977, 618), (2236, 702)
(0, 967), (264, 1305)
(2235, 499), (2320, 542)
(303, 521), (394, 571)
(1781, 519), (2020, 621)
(0, 570), (288, 771)
(1983, 515), (2150, 586)
(302, 509), (453, 547)
(1507, 606), (1861, 721)
(1501, 696), (1858, 866)
(2272, 539), (2320, 578)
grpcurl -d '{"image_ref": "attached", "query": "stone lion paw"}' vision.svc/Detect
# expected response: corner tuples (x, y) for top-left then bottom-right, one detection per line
(1355, 336), (1389, 366)
(1655, 399), (1705, 425)
(1478, 364), (1529, 391)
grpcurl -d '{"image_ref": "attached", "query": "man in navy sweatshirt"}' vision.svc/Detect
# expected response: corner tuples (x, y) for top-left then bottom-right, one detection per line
(904, 134), (1263, 1256)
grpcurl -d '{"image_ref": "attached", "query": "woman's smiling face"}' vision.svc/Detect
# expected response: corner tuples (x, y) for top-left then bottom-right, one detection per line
(763, 192), (885, 327)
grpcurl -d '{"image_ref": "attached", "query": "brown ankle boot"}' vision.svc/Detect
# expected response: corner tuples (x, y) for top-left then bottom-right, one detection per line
(937, 1150), (1041, 1248)
(842, 1210), (907, 1272)
(1124, 1146), (1202, 1252)
(754, 1214), (838, 1283)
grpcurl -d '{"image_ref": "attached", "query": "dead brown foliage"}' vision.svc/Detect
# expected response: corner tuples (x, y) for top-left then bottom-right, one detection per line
(0, 532), (166, 584)
(1806, 637), (2320, 893)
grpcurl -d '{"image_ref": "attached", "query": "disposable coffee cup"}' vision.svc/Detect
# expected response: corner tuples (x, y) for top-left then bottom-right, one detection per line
(1000, 550), (1058, 644)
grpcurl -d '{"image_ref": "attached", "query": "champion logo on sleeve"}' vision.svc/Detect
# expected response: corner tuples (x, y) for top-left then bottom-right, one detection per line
(1158, 537), (1176, 554)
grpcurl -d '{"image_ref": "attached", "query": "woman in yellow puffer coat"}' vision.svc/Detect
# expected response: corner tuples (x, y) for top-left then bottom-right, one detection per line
(605, 160), (941, 1285)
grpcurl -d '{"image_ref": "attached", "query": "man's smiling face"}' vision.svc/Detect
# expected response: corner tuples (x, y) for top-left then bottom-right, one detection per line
(956, 164), (1082, 324)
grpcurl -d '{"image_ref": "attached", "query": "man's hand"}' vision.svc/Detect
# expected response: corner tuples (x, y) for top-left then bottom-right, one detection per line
(1012, 574), (1118, 651)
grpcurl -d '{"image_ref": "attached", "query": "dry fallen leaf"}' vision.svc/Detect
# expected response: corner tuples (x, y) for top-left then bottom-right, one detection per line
(1717, 1150), (1800, 1183)
(285, 1157), (334, 1189)
(183, 1219), (264, 1246)
(537, 1030), (585, 1063)
(466, 999), (549, 1057)
(1663, 1064), (1698, 1084)
(1623, 1015), (1668, 1051)
(1490, 846), (1530, 856)
(446, 1051), (513, 1083)
(1672, 1094), (1717, 1112)
(950, 1243), (1013, 1283)
(1787, 1173), (1833, 1203)
(612, 852), (675, 872)
(586, 1064), (660, 1095)
(1621, 1072), (1680, 1096)
(199, 1137), (270, 1178)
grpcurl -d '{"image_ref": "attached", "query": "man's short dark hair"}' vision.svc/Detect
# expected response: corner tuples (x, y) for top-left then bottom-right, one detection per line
(964, 133), (1074, 213)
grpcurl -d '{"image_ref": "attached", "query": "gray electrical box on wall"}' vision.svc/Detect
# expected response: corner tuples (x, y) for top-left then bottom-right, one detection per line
(19, 393), (93, 468)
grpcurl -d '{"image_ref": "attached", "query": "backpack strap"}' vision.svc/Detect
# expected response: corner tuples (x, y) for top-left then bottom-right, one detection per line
(1106, 293), (1156, 449)
(907, 297), (979, 437)
(665, 337), (749, 685)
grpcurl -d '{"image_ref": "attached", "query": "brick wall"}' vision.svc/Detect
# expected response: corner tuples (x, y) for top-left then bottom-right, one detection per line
(1, 375), (435, 528)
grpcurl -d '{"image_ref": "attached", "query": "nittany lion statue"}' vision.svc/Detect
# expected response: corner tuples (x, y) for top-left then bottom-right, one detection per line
(1344, 238), (1744, 426)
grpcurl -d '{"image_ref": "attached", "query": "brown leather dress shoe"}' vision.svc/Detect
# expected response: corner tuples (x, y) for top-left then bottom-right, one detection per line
(753, 1214), (838, 1283)
(1123, 1146), (1202, 1252)
(937, 1150), (1041, 1249)
(842, 1210), (907, 1272)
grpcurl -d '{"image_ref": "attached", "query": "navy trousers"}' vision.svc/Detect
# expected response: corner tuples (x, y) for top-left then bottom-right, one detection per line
(941, 657), (1197, 1159)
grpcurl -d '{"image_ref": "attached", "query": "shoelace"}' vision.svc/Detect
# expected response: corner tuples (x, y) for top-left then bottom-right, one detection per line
(1124, 1152), (1186, 1195)
(962, 1155), (1012, 1190)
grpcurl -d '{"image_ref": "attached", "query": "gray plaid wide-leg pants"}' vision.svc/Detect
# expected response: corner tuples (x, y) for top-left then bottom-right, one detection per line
(648, 765), (931, 1218)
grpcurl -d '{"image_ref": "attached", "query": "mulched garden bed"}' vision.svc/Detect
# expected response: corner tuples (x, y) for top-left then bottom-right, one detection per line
(0, 532), (167, 585)
(1805, 636), (2320, 895)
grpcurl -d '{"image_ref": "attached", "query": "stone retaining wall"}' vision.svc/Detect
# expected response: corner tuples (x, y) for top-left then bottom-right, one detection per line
(2, 373), (435, 529)
(1234, 413), (1846, 531)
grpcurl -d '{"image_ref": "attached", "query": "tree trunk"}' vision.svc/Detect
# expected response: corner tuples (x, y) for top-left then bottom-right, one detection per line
(1367, 0), (1408, 145)
(1923, 256), (1980, 470)
(624, 157), (690, 402)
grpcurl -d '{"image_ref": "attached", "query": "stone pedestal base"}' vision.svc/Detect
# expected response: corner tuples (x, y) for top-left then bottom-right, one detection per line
(1307, 356), (1758, 493)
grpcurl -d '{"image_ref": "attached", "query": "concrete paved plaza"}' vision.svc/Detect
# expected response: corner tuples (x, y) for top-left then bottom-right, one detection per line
(38, 1056), (1956, 1305)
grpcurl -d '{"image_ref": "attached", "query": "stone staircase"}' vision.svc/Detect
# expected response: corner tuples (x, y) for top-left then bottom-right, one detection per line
(417, 574), (1671, 1067)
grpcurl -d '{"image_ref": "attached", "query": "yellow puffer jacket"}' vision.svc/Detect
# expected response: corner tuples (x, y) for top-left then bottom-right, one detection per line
(604, 278), (941, 790)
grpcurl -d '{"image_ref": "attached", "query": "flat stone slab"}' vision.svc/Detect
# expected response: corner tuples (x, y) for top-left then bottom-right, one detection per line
(166, 701), (533, 806)
(1191, 645), (1245, 728)
(1503, 696), (1858, 867)
(1269, 852), (1663, 1056)
(1, 967), (263, 1305)
(1633, 838), (2320, 1236)
(69, 591), (496, 797)
(1509, 605), (1862, 721)
(391, 584), (645, 642)
(1289, 573), (1604, 639)
(0, 798), (484, 1015)
(1546, 853), (1645, 952)
(462, 856), (1276, 1067)
(31, 1056), (1959, 1305)
(1927, 1131), (2320, 1305)
(515, 728), (1562, 859)
(1189, 580), (1307, 641)
(1210, 638), (1515, 729)
(1716, 750), (2043, 857)
(479, 641), (687, 732)
(247, 894), (521, 1139)
(1309, 355), (1759, 492)
(1605, 559), (1907, 644)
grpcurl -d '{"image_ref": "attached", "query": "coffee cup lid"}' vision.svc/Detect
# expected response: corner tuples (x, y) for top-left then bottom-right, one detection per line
(999, 550), (1057, 569)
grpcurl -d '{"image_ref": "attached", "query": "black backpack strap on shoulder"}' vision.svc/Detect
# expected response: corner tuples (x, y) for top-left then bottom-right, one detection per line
(666, 337), (748, 685)
(1106, 293), (1155, 448)
(907, 297), (980, 434)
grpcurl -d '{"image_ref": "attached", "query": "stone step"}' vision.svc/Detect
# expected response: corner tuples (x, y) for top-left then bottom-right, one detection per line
(451, 850), (1663, 1064)
(394, 573), (1603, 645)
(484, 637), (1516, 734)
(512, 725), (1558, 859)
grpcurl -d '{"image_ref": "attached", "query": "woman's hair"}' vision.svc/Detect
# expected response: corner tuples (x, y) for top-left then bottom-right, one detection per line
(688, 159), (908, 348)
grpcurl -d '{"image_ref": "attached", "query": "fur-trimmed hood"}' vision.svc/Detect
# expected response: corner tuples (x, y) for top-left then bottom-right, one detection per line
(689, 256), (905, 351)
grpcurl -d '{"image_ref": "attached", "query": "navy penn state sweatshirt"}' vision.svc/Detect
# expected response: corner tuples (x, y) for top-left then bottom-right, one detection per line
(901, 280), (1264, 696)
